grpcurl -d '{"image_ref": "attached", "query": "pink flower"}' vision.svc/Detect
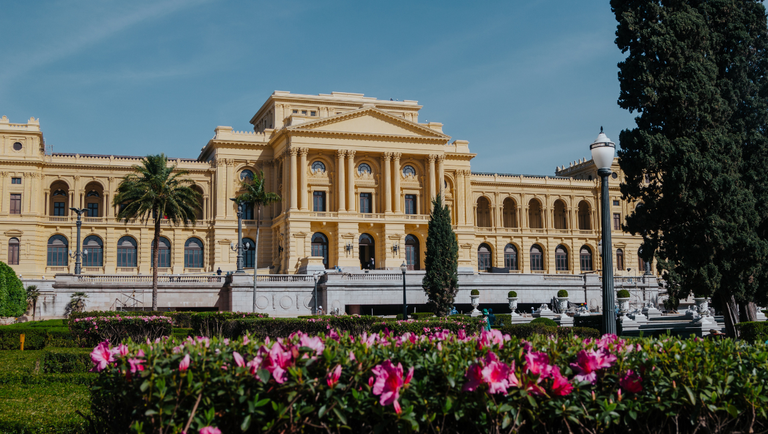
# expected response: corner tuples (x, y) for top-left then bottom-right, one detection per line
(247, 356), (263, 380)
(128, 358), (145, 374)
(524, 351), (553, 379)
(299, 335), (325, 355)
(481, 359), (513, 395)
(372, 360), (410, 413)
(267, 342), (294, 384)
(348, 351), (356, 361)
(457, 329), (467, 340)
(478, 329), (505, 348)
(620, 370), (643, 393)
(550, 366), (573, 396)
(570, 349), (616, 384)
(327, 364), (342, 388)
(368, 376), (374, 387)
(179, 354), (191, 371)
(462, 363), (484, 392)
(90, 341), (115, 372)
(111, 343), (129, 358)
(233, 352), (245, 368)
(199, 427), (221, 434)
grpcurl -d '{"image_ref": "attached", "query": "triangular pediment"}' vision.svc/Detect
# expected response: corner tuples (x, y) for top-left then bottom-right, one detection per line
(290, 108), (449, 139)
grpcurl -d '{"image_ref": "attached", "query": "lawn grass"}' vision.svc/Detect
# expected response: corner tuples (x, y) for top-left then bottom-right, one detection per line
(0, 350), (92, 433)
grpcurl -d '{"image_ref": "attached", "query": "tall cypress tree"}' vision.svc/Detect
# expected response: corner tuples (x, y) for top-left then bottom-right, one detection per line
(423, 194), (459, 317)
(612, 0), (768, 336)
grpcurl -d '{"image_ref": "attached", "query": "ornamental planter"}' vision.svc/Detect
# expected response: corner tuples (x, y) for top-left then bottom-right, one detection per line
(470, 294), (481, 317)
(617, 297), (630, 315)
(557, 296), (569, 313)
(693, 297), (709, 316)
(508, 297), (519, 316)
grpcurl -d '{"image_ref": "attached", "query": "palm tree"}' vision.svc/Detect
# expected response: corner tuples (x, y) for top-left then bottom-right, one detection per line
(113, 154), (200, 310)
(26, 285), (39, 321)
(235, 170), (281, 312)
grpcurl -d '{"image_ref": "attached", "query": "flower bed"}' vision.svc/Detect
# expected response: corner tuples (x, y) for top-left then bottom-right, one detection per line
(88, 329), (768, 433)
(69, 315), (172, 346)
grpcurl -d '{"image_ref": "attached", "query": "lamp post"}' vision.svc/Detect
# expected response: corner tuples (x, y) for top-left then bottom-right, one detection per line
(400, 262), (408, 320)
(230, 199), (244, 273)
(313, 273), (320, 315)
(590, 127), (616, 335)
(69, 207), (86, 274)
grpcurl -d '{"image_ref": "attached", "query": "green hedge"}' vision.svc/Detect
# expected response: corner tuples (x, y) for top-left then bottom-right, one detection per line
(223, 316), (379, 340)
(395, 312), (436, 320)
(190, 312), (270, 337)
(530, 317), (558, 327)
(40, 348), (92, 374)
(0, 328), (51, 350)
(498, 323), (601, 339)
(68, 310), (197, 328)
(370, 318), (482, 336)
(735, 321), (768, 343)
(69, 315), (173, 346)
(89, 331), (768, 433)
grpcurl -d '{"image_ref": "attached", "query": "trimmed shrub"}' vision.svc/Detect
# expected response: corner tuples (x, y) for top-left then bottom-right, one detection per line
(530, 317), (558, 327)
(470, 289), (479, 295)
(40, 348), (92, 374)
(69, 315), (172, 346)
(68, 310), (197, 328)
(172, 328), (194, 339)
(89, 331), (768, 433)
(617, 289), (631, 298)
(494, 314), (512, 328)
(371, 318), (482, 336)
(190, 312), (269, 337)
(507, 290), (517, 297)
(498, 323), (600, 339)
(0, 261), (25, 318)
(573, 314), (602, 330)
(225, 316), (379, 340)
(557, 289), (568, 297)
(735, 321), (768, 343)
(395, 312), (436, 320)
(0, 328), (47, 350)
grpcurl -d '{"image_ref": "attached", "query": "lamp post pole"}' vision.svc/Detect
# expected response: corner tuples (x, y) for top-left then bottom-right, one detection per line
(400, 262), (407, 320)
(590, 128), (617, 336)
(70, 207), (85, 275)
(313, 273), (319, 315)
(230, 199), (244, 273)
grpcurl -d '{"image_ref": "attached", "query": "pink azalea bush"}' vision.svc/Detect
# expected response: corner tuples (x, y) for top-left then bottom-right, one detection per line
(88, 328), (768, 433)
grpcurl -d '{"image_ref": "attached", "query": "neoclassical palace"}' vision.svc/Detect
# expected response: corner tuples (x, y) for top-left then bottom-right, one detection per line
(0, 91), (651, 279)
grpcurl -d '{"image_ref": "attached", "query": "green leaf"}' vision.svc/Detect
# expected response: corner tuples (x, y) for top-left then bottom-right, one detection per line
(318, 405), (327, 418)
(240, 414), (251, 432)
(726, 404), (739, 418)
(140, 380), (151, 393)
(332, 407), (348, 425)
(684, 386), (696, 405)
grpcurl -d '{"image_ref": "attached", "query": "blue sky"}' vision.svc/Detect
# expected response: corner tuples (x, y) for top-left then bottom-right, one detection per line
(0, 0), (636, 176)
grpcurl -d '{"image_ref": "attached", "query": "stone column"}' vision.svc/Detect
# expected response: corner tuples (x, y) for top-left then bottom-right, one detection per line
(226, 160), (234, 217)
(393, 153), (402, 213)
(347, 150), (356, 212)
(290, 147), (298, 210)
(299, 148), (308, 210)
(437, 155), (445, 197)
(337, 150), (346, 212)
(464, 170), (473, 225)
(383, 153), (392, 213)
(428, 155), (437, 201)
(456, 170), (465, 225)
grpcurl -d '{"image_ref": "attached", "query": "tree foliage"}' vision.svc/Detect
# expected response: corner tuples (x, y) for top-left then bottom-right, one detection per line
(113, 154), (200, 310)
(0, 262), (25, 317)
(612, 0), (768, 335)
(422, 194), (459, 317)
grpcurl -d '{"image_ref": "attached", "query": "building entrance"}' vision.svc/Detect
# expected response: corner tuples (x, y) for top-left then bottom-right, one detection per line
(359, 234), (375, 269)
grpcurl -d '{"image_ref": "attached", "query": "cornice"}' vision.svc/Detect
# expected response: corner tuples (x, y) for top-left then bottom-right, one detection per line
(289, 106), (448, 140)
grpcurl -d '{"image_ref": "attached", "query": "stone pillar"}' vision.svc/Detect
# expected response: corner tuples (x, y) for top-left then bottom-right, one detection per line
(383, 153), (392, 213)
(347, 150), (356, 212)
(290, 148), (298, 210)
(337, 150), (346, 212)
(438, 155), (445, 197)
(282, 153), (289, 214)
(464, 170), (473, 225)
(456, 170), (465, 225)
(393, 153), (402, 213)
(428, 155), (437, 201)
(226, 160), (234, 217)
(299, 148), (308, 210)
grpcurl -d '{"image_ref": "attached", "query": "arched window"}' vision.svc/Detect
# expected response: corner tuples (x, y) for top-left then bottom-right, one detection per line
(555, 245), (568, 271)
(152, 237), (171, 268)
(358, 163), (372, 175)
(184, 238), (204, 268)
(580, 246), (593, 271)
(405, 235), (420, 270)
(311, 161), (326, 173)
(82, 235), (103, 267)
(553, 200), (567, 229)
(528, 199), (543, 228)
(47, 235), (68, 266)
(504, 244), (518, 270)
(311, 233), (328, 269)
(243, 237), (255, 268)
(616, 248), (624, 271)
(402, 165), (416, 177)
(476, 197), (491, 227)
(478, 243), (492, 271)
(240, 169), (254, 181)
(8, 237), (19, 265)
(530, 245), (543, 271)
(578, 201), (592, 230)
(503, 198), (517, 228)
(117, 236), (137, 267)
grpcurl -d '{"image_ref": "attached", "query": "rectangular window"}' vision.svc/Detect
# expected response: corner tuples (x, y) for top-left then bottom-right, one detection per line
(313, 191), (326, 212)
(301, 110), (307, 115)
(292, 109), (298, 113)
(310, 111), (316, 116)
(612, 200), (619, 206)
(360, 193), (372, 214)
(87, 203), (99, 217)
(9, 194), (21, 214)
(11, 178), (21, 185)
(53, 202), (66, 216)
(404, 194), (416, 215)
(8, 242), (19, 265)
(613, 213), (621, 230)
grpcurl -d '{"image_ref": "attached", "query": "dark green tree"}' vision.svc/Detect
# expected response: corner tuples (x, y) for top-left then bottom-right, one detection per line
(422, 194), (459, 317)
(0, 262), (25, 317)
(612, 0), (768, 336)
(113, 154), (200, 311)
(234, 170), (281, 312)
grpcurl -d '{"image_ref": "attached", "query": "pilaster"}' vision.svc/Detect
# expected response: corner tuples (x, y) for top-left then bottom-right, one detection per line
(346, 150), (356, 212)
(428, 154), (437, 202)
(383, 152), (392, 213)
(289, 147), (299, 211)
(392, 153), (402, 213)
(336, 150), (346, 212)
(299, 148), (308, 210)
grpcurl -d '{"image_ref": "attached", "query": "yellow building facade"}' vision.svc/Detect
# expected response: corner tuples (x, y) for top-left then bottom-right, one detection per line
(0, 91), (650, 278)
